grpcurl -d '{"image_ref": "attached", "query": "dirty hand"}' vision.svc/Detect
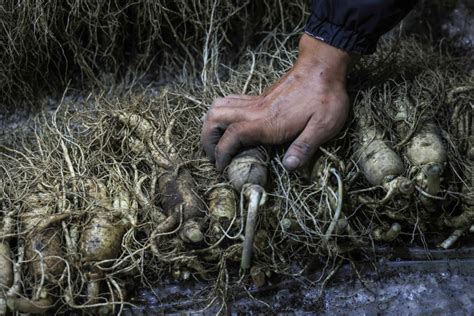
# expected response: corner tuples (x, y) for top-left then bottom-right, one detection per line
(201, 34), (351, 172)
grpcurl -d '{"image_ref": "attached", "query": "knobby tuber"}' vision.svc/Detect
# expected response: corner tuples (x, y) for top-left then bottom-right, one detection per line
(115, 113), (205, 245)
(406, 122), (447, 211)
(7, 191), (67, 314)
(207, 186), (237, 241)
(355, 113), (414, 203)
(392, 94), (448, 211)
(79, 179), (136, 310)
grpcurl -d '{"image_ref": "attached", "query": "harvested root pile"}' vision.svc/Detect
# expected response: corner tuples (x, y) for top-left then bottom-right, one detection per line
(0, 36), (472, 313)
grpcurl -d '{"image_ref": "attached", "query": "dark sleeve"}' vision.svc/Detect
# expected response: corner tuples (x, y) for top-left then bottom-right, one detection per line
(304, 0), (417, 54)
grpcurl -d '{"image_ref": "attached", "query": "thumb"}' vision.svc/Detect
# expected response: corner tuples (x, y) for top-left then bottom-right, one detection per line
(283, 121), (322, 171)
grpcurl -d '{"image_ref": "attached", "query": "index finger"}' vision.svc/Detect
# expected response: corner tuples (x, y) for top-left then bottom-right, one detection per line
(201, 105), (255, 161)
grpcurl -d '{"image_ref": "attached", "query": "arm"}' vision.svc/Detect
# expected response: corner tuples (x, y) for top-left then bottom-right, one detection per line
(201, 0), (416, 171)
(305, 0), (416, 54)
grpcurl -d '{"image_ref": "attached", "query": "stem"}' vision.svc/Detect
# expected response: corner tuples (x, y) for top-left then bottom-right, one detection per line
(423, 163), (442, 195)
(241, 185), (265, 270)
(87, 280), (100, 305)
(323, 168), (343, 242)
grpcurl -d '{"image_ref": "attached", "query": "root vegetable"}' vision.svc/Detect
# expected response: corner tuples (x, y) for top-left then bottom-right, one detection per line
(322, 168), (344, 242)
(10, 192), (66, 314)
(393, 94), (447, 210)
(226, 148), (267, 192)
(406, 123), (447, 167)
(155, 171), (205, 242)
(443, 209), (474, 229)
(26, 228), (65, 278)
(208, 186), (237, 240)
(226, 148), (268, 270)
(179, 219), (204, 243)
(80, 181), (130, 262)
(0, 242), (12, 315)
(115, 112), (205, 244)
(357, 128), (404, 186)
(79, 179), (135, 308)
(355, 118), (414, 202)
(405, 122), (447, 211)
(80, 215), (128, 262)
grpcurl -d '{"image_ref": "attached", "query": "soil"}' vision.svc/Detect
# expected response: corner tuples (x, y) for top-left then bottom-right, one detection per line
(127, 244), (474, 314)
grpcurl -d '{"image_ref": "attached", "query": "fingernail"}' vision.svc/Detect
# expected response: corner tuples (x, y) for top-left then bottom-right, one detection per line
(283, 156), (300, 171)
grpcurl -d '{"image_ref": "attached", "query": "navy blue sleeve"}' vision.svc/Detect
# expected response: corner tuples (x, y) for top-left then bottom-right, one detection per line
(304, 0), (416, 54)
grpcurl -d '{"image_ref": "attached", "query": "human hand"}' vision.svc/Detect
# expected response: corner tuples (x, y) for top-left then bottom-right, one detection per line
(201, 34), (351, 171)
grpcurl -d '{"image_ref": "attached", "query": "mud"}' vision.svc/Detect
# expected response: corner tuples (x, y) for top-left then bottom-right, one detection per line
(127, 246), (474, 315)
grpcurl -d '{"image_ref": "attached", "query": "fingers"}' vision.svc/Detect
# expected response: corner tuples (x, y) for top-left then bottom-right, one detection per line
(200, 122), (226, 162)
(211, 95), (256, 108)
(201, 105), (259, 160)
(201, 95), (264, 161)
(282, 118), (324, 171)
(214, 120), (266, 171)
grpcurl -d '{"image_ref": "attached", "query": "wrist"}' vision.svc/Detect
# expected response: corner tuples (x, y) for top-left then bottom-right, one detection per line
(295, 34), (351, 84)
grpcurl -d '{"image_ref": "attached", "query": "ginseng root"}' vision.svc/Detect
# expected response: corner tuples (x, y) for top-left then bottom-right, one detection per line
(8, 192), (66, 314)
(406, 122), (447, 211)
(207, 186), (238, 241)
(155, 171), (205, 243)
(355, 118), (414, 203)
(79, 180), (134, 309)
(115, 112), (205, 244)
(0, 242), (12, 315)
(226, 148), (268, 270)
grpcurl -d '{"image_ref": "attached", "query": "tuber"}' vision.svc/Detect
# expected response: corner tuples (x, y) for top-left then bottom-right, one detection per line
(393, 95), (447, 211)
(226, 147), (268, 270)
(79, 180), (135, 309)
(207, 186), (238, 241)
(355, 112), (414, 203)
(8, 191), (66, 314)
(405, 122), (447, 211)
(0, 242), (12, 315)
(115, 112), (205, 244)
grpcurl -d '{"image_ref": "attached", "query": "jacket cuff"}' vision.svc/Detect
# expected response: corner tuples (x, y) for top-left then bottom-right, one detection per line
(304, 12), (377, 55)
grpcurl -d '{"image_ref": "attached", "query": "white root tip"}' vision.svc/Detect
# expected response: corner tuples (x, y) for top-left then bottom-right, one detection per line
(439, 228), (465, 249)
(241, 185), (265, 270)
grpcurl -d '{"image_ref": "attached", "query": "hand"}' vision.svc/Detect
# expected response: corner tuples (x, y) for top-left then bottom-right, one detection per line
(201, 34), (351, 171)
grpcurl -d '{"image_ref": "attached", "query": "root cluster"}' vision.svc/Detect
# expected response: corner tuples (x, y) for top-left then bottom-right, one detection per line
(0, 34), (472, 313)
